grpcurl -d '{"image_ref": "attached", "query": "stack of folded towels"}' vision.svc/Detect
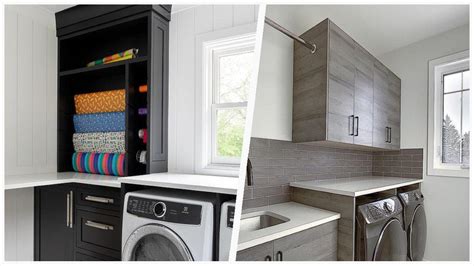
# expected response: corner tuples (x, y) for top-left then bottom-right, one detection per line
(72, 89), (126, 176)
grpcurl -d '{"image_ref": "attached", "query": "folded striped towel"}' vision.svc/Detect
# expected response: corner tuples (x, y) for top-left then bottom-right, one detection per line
(72, 152), (125, 176)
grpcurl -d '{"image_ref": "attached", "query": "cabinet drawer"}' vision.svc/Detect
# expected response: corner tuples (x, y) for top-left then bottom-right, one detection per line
(76, 210), (121, 259)
(76, 186), (121, 212)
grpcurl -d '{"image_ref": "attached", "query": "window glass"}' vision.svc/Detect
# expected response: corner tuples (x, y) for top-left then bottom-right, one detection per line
(441, 70), (470, 166)
(444, 72), (462, 93)
(218, 51), (253, 103)
(216, 107), (246, 158)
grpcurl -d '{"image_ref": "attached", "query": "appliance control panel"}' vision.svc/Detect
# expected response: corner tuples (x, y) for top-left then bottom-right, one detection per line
(358, 197), (403, 224)
(227, 206), (235, 228)
(127, 196), (202, 225)
(399, 189), (424, 206)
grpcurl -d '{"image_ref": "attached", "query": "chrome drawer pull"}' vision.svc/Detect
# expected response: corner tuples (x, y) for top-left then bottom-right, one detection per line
(85, 220), (114, 231)
(85, 195), (114, 204)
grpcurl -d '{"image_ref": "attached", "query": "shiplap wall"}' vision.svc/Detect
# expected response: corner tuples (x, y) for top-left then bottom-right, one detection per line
(168, 5), (259, 173)
(4, 5), (57, 261)
(5, 5), (57, 176)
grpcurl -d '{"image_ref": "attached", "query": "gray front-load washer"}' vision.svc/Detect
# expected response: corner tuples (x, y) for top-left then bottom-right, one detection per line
(398, 189), (427, 261)
(356, 196), (407, 261)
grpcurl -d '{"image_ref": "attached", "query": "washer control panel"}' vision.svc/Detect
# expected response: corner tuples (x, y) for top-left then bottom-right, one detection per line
(358, 197), (403, 224)
(127, 196), (202, 225)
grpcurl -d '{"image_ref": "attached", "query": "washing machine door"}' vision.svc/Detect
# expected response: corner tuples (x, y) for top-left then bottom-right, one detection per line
(408, 205), (427, 261)
(373, 218), (407, 261)
(122, 224), (193, 261)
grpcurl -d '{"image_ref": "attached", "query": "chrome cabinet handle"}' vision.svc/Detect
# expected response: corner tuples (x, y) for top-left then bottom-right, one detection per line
(276, 251), (283, 261)
(354, 116), (359, 136)
(85, 220), (114, 231)
(349, 115), (355, 136)
(66, 194), (70, 227)
(69, 191), (73, 228)
(85, 195), (114, 204)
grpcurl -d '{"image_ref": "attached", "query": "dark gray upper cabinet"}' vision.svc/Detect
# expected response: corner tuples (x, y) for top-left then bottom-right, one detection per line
(293, 19), (401, 150)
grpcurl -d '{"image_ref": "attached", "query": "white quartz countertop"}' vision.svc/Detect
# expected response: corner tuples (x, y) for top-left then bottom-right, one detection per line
(237, 202), (340, 251)
(119, 173), (239, 195)
(5, 172), (121, 190)
(290, 176), (423, 197)
(5, 172), (239, 194)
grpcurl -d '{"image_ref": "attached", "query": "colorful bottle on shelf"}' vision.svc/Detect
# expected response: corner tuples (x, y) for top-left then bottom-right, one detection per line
(136, 150), (147, 164)
(138, 108), (147, 115)
(139, 84), (148, 93)
(138, 129), (148, 144)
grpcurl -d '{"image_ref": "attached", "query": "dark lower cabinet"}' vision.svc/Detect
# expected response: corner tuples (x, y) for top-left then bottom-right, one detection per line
(35, 184), (122, 261)
(35, 185), (75, 261)
(236, 220), (338, 261)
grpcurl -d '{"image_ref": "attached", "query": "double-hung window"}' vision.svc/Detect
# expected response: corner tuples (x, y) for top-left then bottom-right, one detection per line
(195, 24), (256, 176)
(428, 50), (470, 177)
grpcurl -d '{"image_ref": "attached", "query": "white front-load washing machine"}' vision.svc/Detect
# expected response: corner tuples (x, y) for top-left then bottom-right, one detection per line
(122, 189), (214, 261)
(219, 200), (235, 261)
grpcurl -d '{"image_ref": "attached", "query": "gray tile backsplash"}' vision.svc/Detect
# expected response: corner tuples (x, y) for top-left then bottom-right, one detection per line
(243, 137), (423, 210)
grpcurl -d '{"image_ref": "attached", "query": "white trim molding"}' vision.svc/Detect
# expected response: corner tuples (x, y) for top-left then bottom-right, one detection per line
(195, 23), (257, 177)
(427, 50), (470, 178)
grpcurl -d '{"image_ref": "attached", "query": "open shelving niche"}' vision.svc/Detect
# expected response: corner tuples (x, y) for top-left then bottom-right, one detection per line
(57, 13), (159, 176)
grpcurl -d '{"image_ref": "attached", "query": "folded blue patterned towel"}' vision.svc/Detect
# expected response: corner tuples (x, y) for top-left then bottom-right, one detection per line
(73, 112), (125, 133)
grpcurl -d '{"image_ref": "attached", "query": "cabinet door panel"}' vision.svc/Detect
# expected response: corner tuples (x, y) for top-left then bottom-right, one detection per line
(236, 242), (274, 261)
(327, 21), (356, 144)
(353, 44), (374, 146)
(373, 62), (392, 149)
(273, 221), (338, 261)
(36, 185), (74, 261)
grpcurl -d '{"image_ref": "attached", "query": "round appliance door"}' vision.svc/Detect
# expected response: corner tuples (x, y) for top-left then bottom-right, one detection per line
(122, 224), (193, 261)
(373, 218), (407, 261)
(408, 205), (427, 261)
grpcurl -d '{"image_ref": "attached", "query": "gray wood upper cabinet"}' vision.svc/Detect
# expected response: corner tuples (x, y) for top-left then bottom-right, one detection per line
(293, 19), (400, 150)
(236, 221), (338, 261)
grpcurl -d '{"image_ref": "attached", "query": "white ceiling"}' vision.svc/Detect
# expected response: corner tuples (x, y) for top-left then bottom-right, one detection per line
(268, 5), (469, 56)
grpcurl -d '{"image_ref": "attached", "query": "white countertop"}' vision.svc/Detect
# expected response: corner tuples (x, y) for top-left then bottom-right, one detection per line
(119, 173), (239, 195)
(290, 176), (423, 197)
(5, 172), (121, 190)
(5, 172), (239, 194)
(237, 202), (340, 251)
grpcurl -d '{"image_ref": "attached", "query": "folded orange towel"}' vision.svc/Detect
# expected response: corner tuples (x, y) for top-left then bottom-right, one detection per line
(74, 89), (126, 114)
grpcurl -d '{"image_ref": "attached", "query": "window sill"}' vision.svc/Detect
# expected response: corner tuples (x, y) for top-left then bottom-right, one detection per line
(195, 163), (240, 177)
(427, 166), (469, 178)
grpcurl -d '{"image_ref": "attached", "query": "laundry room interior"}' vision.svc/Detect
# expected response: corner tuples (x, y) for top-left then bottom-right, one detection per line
(1, 2), (472, 264)
(3, 4), (258, 261)
(236, 4), (470, 262)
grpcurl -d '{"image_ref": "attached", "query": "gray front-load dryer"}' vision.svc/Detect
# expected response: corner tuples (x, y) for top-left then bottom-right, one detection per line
(356, 196), (407, 261)
(398, 189), (427, 261)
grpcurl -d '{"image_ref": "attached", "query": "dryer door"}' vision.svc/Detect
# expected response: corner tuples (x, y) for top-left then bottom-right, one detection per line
(373, 218), (407, 261)
(408, 205), (427, 261)
(122, 224), (193, 261)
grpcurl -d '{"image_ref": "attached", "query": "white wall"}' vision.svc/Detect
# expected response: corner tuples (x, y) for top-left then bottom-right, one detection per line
(168, 5), (259, 173)
(378, 25), (469, 261)
(4, 5), (57, 261)
(251, 7), (296, 141)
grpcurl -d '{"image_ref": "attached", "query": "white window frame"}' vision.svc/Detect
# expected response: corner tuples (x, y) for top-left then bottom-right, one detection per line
(427, 50), (470, 178)
(195, 23), (256, 177)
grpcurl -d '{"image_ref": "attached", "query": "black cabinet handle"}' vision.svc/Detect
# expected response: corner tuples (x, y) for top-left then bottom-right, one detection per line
(349, 115), (355, 136)
(264, 255), (272, 261)
(389, 127), (392, 143)
(385, 127), (389, 143)
(354, 116), (359, 136)
(276, 251), (283, 261)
